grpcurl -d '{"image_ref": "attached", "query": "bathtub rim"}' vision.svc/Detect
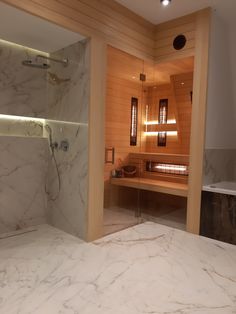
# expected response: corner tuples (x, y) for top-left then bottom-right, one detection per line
(202, 181), (236, 196)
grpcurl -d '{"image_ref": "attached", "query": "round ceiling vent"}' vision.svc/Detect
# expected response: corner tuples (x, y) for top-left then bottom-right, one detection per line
(173, 35), (187, 50)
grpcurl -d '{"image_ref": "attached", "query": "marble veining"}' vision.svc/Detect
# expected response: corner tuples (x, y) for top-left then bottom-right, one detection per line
(203, 149), (236, 185)
(47, 39), (89, 123)
(0, 41), (47, 118)
(44, 39), (89, 239)
(0, 137), (49, 233)
(103, 207), (143, 235)
(46, 121), (88, 239)
(0, 222), (235, 313)
(0, 38), (90, 240)
(201, 191), (236, 245)
(0, 116), (44, 137)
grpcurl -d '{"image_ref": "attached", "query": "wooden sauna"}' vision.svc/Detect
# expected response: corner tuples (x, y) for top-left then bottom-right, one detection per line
(104, 45), (194, 228)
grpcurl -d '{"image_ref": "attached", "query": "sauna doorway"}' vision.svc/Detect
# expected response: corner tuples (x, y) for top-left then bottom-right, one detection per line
(103, 46), (145, 235)
(103, 45), (194, 236)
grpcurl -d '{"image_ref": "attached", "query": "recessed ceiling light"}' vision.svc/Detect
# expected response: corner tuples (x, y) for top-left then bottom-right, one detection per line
(161, 0), (171, 6)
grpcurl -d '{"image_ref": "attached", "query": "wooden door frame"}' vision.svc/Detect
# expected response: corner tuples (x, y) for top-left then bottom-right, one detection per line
(86, 36), (106, 241)
(186, 8), (211, 234)
(98, 8), (212, 239)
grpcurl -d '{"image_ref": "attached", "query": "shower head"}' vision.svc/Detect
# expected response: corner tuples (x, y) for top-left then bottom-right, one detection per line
(22, 60), (50, 69)
(36, 55), (68, 67)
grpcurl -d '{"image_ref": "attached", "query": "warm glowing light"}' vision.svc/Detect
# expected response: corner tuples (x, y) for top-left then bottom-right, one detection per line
(167, 131), (178, 136)
(131, 105), (137, 137)
(144, 131), (177, 136)
(0, 39), (49, 56)
(0, 114), (88, 127)
(130, 98), (138, 146)
(167, 119), (176, 124)
(161, 0), (171, 6)
(0, 114), (45, 123)
(144, 119), (176, 125)
(46, 119), (87, 127)
(155, 164), (187, 172)
(144, 120), (159, 125)
(145, 131), (159, 136)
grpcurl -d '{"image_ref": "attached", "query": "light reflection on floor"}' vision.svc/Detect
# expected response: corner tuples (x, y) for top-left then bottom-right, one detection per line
(103, 206), (186, 236)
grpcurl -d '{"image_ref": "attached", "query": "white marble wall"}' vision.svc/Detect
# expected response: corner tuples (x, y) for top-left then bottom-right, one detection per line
(203, 149), (236, 185)
(0, 39), (89, 122)
(46, 122), (88, 238)
(0, 116), (44, 137)
(0, 38), (90, 239)
(45, 40), (89, 239)
(0, 137), (49, 233)
(0, 41), (47, 118)
(47, 39), (89, 123)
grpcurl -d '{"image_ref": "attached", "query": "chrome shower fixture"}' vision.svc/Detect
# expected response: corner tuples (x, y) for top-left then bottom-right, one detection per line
(36, 55), (69, 67)
(48, 72), (71, 84)
(44, 124), (61, 201)
(22, 55), (68, 69)
(22, 60), (50, 69)
(45, 124), (58, 152)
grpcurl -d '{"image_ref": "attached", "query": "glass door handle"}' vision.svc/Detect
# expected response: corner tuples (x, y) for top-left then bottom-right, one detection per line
(105, 147), (115, 164)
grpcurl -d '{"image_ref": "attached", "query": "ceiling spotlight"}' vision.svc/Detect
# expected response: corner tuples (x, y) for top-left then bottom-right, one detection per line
(161, 0), (171, 6)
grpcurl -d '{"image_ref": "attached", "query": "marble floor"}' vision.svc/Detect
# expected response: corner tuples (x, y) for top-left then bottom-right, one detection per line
(103, 207), (186, 235)
(0, 222), (236, 313)
(143, 207), (186, 231)
(103, 207), (144, 235)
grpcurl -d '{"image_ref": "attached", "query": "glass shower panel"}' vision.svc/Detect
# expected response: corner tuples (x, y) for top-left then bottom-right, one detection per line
(137, 58), (156, 219)
(138, 57), (194, 229)
(103, 46), (145, 236)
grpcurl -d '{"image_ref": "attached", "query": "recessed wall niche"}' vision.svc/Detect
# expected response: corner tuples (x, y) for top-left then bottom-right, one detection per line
(0, 2), (90, 240)
(0, 38), (89, 123)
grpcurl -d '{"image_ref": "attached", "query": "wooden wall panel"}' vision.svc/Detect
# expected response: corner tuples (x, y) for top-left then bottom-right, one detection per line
(104, 46), (146, 208)
(155, 13), (196, 62)
(187, 9), (211, 235)
(105, 46), (144, 183)
(87, 37), (106, 241)
(2, 0), (201, 62)
(145, 72), (193, 155)
(2, 0), (155, 59)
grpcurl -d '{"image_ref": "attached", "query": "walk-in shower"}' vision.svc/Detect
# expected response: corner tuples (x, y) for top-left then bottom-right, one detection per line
(0, 26), (89, 240)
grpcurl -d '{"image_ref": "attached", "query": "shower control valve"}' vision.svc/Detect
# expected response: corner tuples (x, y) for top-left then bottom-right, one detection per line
(60, 140), (69, 152)
(51, 142), (58, 151)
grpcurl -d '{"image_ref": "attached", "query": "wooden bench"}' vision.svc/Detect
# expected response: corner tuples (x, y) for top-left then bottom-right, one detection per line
(111, 177), (188, 197)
